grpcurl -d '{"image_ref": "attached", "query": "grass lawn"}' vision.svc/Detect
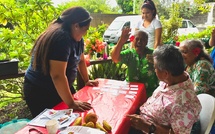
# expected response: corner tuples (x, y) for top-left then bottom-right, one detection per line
(0, 90), (22, 108)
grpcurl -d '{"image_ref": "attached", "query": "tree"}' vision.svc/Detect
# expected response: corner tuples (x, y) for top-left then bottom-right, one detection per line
(0, 0), (61, 69)
(157, 1), (199, 19)
(0, 0), (118, 69)
(160, 2), (183, 44)
(116, 0), (132, 14)
(0, 0), (115, 105)
(159, 0), (212, 44)
(116, 0), (145, 14)
(58, 0), (118, 14)
(0, 0), (61, 106)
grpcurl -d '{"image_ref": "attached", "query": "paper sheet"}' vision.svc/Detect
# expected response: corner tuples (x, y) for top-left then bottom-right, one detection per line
(28, 109), (79, 129)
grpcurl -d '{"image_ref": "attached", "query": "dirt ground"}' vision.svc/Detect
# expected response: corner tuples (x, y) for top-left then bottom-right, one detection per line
(0, 100), (33, 124)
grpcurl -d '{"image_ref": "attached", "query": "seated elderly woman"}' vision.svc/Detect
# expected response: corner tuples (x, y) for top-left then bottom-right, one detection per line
(179, 39), (215, 96)
(127, 45), (202, 134)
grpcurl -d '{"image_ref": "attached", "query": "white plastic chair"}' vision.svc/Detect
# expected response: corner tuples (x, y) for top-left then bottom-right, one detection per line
(197, 93), (215, 134)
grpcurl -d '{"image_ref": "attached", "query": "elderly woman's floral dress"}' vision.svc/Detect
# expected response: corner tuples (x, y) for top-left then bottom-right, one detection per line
(186, 60), (215, 96)
(120, 48), (158, 97)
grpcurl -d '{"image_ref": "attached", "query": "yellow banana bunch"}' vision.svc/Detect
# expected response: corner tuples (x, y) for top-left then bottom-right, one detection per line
(96, 122), (107, 132)
(73, 117), (82, 126)
(102, 120), (112, 131)
(85, 121), (95, 128)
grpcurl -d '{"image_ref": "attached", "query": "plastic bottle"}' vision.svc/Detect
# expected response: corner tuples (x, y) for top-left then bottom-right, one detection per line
(103, 42), (108, 60)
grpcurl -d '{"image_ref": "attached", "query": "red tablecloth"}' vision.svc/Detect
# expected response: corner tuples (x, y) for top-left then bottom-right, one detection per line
(15, 78), (146, 134)
(54, 78), (146, 134)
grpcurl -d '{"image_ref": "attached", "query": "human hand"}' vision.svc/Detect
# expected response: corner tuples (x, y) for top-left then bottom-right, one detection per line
(126, 114), (146, 131)
(85, 80), (99, 86)
(119, 28), (131, 44)
(70, 101), (92, 112)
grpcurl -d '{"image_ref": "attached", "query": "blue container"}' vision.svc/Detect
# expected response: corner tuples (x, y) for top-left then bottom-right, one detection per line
(0, 119), (30, 134)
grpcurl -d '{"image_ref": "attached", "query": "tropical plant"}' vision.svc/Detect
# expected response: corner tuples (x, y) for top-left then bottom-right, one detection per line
(178, 26), (214, 42)
(160, 2), (182, 44)
(194, 0), (213, 14)
(206, 0), (215, 2)
(0, 0), (61, 105)
(89, 61), (127, 81)
(178, 25), (215, 53)
(0, 78), (24, 105)
(58, 0), (118, 14)
(178, 1), (199, 19)
(116, 0), (135, 14)
(0, 0), (60, 69)
(85, 38), (105, 57)
(83, 24), (108, 56)
(0, 0), (119, 106)
(87, 41), (129, 82)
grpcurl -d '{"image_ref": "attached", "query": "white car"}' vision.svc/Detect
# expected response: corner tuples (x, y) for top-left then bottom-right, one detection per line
(178, 19), (199, 36)
(103, 15), (142, 44)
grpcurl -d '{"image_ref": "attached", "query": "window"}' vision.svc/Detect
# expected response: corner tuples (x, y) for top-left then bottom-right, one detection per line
(123, 21), (130, 29)
(181, 21), (187, 28)
(187, 21), (195, 28)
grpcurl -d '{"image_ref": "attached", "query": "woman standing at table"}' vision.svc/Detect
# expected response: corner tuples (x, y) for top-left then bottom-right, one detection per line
(111, 28), (159, 98)
(127, 45), (201, 134)
(23, 7), (98, 117)
(135, 0), (162, 49)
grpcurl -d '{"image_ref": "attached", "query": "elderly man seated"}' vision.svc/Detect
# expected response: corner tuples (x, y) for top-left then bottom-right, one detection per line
(127, 45), (202, 134)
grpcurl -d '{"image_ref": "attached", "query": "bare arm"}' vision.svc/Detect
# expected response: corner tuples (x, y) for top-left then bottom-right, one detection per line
(49, 60), (92, 111)
(111, 28), (131, 63)
(78, 53), (89, 84)
(154, 27), (162, 49)
(78, 53), (99, 86)
(49, 60), (75, 107)
(209, 28), (215, 47)
(127, 114), (174, 134)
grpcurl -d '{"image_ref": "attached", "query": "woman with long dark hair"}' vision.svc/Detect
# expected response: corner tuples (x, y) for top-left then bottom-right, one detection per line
(24, 7), (98, 117)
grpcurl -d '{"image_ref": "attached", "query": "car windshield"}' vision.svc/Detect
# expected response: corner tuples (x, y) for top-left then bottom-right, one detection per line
(187, 21), (195, 27)
(108, 21), (124, 30)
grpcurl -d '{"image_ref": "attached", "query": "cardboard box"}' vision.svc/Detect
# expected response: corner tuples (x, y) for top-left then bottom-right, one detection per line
(0, 60), (18, 76)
